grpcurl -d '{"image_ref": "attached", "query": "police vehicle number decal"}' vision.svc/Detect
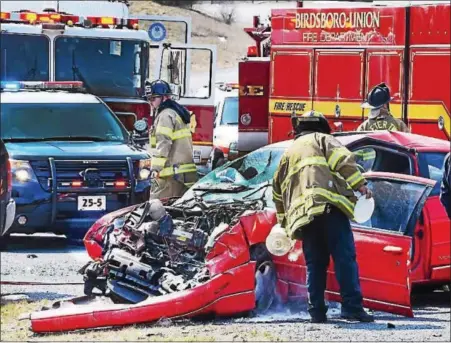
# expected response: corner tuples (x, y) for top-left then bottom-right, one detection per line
(77, 196), (106, 211)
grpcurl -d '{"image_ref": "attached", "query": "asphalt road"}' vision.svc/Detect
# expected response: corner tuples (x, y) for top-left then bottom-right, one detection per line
(1, 234), (450, 341)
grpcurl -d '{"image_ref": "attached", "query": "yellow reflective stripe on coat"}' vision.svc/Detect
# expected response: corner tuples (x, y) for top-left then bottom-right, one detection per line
(156, 126), (192, 141)
(288, 187), (355, 218)
(273, 191), (282, 201)
(328, 147), (350, 171)
(289, 204), (326, 230)
(184, 182), (196, 188)
(281, 156), (328, 193)
(150, 135), (156, 147)
(151, 157), (167, 168)
(354, 150), (376, 161)
(172, 128), (192, 140)
(156, 126), (173, 138)
(159, 163), (198, 177)
(346, 170), (365, 188)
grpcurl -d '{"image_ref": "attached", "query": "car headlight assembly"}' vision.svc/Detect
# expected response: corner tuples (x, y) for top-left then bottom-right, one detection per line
(138, 158), (151, 180)
(10, 159), (35, 183)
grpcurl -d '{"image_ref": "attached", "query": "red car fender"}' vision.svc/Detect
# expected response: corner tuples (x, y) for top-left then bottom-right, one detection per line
(30, 262), (256, 333)
(206, 224), (251, 277)
(239, 209), (277, 246)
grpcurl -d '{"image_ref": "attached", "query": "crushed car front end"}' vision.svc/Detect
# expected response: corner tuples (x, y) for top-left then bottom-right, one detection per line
(28, 197), (278, 333)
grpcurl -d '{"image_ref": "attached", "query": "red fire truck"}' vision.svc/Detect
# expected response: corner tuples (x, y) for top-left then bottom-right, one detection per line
(0, 0), (217, 165)
(236, 0), (450, 157)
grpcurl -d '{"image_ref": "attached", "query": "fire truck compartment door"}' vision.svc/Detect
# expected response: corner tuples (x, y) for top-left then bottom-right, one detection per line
(365, 50), (404, 119)
(238, 59), (270, 153)
(313, 49), (365, 123)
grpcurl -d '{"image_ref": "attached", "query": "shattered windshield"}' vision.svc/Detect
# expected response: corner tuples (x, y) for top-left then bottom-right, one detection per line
(0, 33), (50, 82)
(177, 147), (285, 206)
(55, 37), (148, 97)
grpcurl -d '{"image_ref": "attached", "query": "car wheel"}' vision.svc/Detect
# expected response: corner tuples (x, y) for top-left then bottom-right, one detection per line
(0, 234), (10, 251)
(251, 244), (276, 313)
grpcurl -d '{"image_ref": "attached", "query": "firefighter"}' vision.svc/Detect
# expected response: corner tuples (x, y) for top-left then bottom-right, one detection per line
(440, 152), (451, 219)
(146, 80), (198, 200)
(357, 83), (409, 132)
(273, 111), (374, 323)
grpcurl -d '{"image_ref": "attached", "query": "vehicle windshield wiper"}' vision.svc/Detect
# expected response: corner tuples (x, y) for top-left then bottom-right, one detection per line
(40, 136), (112, 142)
(243, 181), (271, 200)
(72, 50), (92, 93)
(193, 183), (251, 193)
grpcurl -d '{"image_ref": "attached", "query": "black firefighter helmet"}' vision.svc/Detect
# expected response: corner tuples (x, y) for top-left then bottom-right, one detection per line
(361, 82), (394, 110)
(291, 110), (331, 135)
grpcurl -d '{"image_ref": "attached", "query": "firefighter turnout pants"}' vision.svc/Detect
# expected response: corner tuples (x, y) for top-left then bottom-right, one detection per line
(301, 205), (364, 317)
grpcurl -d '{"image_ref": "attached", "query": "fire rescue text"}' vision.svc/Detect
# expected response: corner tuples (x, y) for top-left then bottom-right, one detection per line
(295, 11), (381, 30)
(272, 101), (307, 113)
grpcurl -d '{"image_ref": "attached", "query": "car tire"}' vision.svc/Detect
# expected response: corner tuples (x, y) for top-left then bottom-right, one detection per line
(251, 243), (276, 314)
(0, 234), (10, 251)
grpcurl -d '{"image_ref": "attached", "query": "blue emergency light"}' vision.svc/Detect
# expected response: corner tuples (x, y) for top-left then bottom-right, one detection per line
(0, 82), (21, 91)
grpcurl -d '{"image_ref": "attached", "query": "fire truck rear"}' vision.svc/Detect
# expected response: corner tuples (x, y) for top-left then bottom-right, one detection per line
(236, 0), (450, 156)
(0, 0), (217, 166)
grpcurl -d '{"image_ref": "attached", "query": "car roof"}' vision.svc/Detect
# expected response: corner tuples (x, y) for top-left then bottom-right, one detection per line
(262, 131), (450, 153)
(1, 91), (100, 104)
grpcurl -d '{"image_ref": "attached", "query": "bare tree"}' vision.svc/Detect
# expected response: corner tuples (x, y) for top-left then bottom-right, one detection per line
(219, 5), (236, 25)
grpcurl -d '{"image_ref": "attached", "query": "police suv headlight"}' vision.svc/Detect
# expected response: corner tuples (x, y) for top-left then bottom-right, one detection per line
(138, 158), (151, 180)
(10, 159), (35, 183)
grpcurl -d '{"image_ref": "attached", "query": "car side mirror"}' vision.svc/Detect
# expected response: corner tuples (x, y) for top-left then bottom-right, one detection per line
(334, 122), (343, 132)
(134, 119), (148, 133)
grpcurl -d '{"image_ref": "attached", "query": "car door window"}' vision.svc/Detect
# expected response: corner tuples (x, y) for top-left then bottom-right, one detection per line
(418, 152), (447, 196)
(353, 147), (412, 175)
(352, 179), (432, 236)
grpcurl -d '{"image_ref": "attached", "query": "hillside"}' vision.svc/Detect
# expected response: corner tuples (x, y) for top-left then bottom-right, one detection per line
(130, 1), (253, 71)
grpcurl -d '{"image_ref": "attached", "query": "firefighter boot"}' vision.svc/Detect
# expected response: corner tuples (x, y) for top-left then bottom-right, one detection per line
(340, 309), (374, 322)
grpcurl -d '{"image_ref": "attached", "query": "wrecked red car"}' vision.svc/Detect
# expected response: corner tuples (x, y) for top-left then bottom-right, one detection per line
(28, 131), (450, 333)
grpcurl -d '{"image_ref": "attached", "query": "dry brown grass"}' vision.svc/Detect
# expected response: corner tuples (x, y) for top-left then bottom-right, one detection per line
(130, 1), (252, 70)
(1, 300), (282, 342)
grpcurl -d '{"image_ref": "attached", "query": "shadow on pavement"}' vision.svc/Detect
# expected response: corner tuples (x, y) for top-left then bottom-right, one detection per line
(2, 234), (84, 253)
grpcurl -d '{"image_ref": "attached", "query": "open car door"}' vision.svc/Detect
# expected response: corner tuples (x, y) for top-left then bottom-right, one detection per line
(155, 43), (217, 166)
(274, 172), (434, 317)
(327, 172), (435, 317)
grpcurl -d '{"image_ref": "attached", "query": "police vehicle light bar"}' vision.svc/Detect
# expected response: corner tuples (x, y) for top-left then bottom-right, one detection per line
(1, 81), (84, 91)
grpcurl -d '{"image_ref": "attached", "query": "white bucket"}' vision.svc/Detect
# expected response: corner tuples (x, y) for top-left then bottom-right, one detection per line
(266, 224), (295, 256)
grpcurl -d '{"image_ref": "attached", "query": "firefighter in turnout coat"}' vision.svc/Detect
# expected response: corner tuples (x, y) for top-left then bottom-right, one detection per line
(273, 111), (374, 323)
(146, 80), (198, 200)
(357, 83), (409, 132)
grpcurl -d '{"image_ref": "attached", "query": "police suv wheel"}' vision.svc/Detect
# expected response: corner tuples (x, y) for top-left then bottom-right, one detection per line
(251, 244), (276, 313)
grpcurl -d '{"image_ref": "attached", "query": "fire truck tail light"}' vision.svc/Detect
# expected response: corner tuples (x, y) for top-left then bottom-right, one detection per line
(1, 12), (10, 20)
(247, 46), (258, 57)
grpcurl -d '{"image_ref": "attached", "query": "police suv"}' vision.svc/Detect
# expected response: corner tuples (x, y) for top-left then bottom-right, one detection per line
(0, 81), (151, 239)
